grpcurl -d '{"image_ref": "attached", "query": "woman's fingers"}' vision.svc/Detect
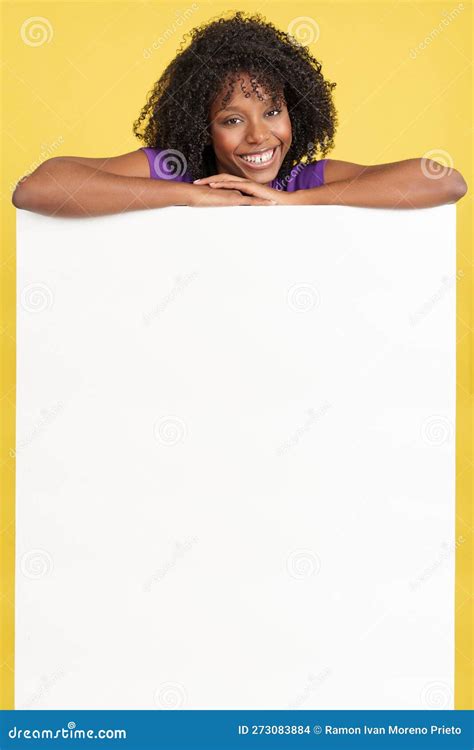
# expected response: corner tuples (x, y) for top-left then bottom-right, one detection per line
(189, 187), (275, 207)
(194, 174), (246, 184)
(209, 180), (277, 204)
(209, 180), (245, 187)
(193, 177), (278, 204)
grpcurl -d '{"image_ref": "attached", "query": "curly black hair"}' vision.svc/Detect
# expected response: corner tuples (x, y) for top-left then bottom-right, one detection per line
(133, 10), (338, 181)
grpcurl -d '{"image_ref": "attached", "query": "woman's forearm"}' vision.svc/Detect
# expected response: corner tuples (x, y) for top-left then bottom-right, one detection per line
(11, 159), (192, 217)
(287, 159), (467, 209)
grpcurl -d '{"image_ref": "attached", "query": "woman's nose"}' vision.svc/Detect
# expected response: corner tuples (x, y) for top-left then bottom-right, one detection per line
(245, 122), (270, 144)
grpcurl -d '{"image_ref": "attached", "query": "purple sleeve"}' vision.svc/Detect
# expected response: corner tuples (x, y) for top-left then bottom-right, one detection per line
(316, 159), (327, 186)
(140, 147), (192, 183)
(141, 147), (156, 179)
(285, 159), (327, 192)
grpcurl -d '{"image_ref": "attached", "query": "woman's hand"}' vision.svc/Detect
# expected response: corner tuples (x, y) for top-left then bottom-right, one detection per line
(193, 174), (290, 205)
(187, 181), (278, 207)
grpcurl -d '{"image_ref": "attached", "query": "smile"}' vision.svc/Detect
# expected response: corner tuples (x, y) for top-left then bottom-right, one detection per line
(237, 146), (278, 168)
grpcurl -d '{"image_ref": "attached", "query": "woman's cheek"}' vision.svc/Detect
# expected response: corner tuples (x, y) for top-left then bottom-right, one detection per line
(223, 132), (241, 158)
(213, 131), (237, 161)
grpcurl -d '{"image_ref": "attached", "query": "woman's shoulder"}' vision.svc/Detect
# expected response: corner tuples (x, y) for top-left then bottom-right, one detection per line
(140, 146), (193, 182)
(272, 159), (328, 192)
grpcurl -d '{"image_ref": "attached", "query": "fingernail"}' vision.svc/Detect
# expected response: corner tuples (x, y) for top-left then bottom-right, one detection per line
(193, 179), (201, 183)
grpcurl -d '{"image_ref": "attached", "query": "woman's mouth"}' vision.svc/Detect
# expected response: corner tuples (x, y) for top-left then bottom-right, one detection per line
(237, 146), (279, 169)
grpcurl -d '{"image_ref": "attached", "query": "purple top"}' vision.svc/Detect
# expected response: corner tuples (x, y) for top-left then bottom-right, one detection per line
(141, 147), (326, 191)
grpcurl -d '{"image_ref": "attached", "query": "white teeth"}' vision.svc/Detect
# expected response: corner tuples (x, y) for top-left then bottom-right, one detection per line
(240, 148), (275, 165)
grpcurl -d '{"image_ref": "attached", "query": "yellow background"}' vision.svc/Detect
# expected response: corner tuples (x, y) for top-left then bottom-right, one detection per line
(1, 0), (472, 709)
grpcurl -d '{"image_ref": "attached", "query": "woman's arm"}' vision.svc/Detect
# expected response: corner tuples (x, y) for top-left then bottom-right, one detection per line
(11, 150), (274, 217)
(288, 157), (468, 208)
(11, 151), (190, 217)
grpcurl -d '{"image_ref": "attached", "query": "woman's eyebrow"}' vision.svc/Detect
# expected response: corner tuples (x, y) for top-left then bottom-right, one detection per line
(219, 101), (279, 112)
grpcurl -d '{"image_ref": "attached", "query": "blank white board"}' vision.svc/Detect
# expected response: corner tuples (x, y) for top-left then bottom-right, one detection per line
(15, 205), (456, 709)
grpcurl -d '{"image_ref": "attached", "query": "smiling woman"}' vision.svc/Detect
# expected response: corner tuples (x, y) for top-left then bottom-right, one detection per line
(11, 10), (467, 217)
(140, 71), (327, 196)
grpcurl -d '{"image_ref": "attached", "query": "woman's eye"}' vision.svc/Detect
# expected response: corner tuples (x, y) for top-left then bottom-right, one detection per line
(223, 109), (281, 126)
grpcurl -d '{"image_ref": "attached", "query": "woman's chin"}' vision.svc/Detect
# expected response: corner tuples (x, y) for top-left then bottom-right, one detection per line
(254, 172), (279, 184)
(235, 163), (281, 183)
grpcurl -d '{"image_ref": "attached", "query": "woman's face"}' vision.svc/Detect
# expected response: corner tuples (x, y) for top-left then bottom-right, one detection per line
(208, 73), (292, 185)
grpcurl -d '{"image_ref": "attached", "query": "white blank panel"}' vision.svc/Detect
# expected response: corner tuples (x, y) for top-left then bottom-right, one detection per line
(15, 205), (456, 710)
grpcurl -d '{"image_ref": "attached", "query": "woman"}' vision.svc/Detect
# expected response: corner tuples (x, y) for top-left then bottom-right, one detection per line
(12, 11), (467, 217)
